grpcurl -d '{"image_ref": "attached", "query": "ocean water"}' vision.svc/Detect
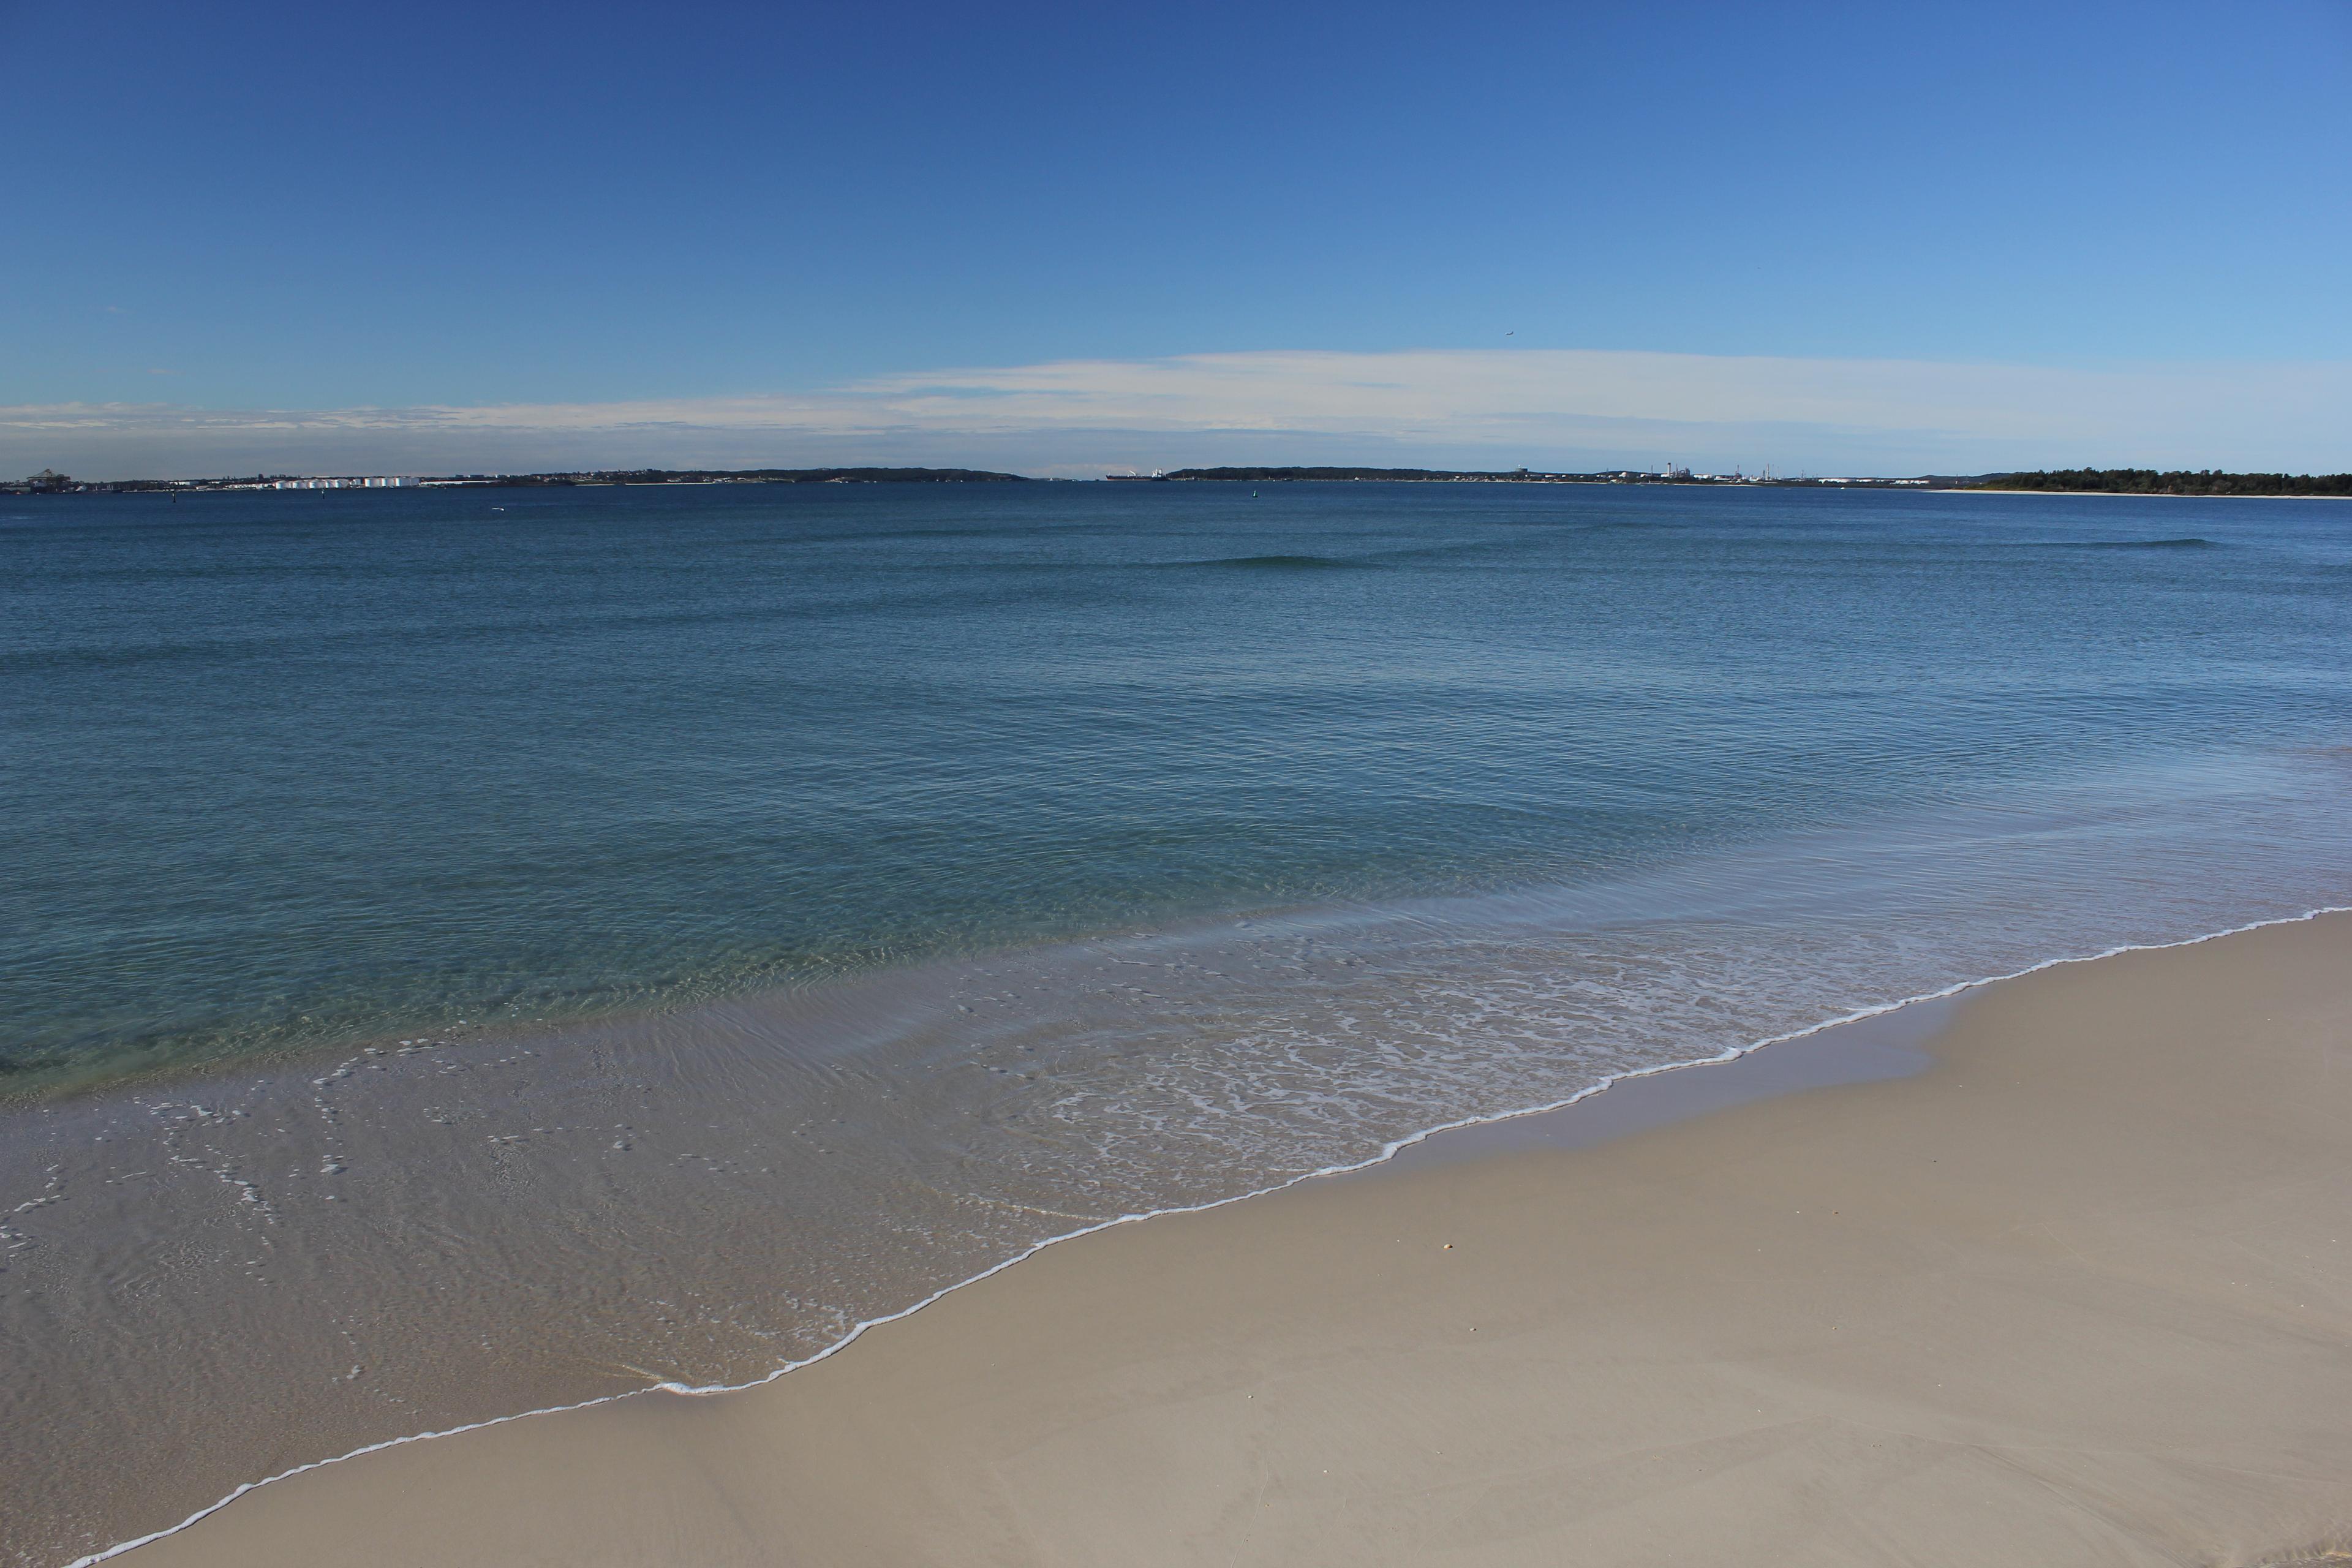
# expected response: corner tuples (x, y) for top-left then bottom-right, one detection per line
(4, 481), (2351, 1564)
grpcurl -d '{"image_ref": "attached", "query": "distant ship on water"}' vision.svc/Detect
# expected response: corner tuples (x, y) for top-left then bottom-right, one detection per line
(1105, 469), (1169, 481)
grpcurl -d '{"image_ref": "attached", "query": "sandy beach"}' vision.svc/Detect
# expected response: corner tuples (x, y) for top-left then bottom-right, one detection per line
(108, 912), (2352, 1567)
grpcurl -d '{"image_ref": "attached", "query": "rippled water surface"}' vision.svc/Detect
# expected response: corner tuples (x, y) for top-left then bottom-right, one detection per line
(4, 482), (2350, 1564)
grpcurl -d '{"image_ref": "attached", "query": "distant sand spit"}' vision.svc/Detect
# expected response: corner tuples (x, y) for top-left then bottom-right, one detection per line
(111, 913), (2352, 1567)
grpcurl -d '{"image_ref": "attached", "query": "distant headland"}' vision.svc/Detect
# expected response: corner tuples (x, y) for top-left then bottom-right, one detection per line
(0, 466), (1030, 496)
(1144, 466), (1940, 486)
(1972, 469), (2352, 498)
(1147, 466), (2352, 495)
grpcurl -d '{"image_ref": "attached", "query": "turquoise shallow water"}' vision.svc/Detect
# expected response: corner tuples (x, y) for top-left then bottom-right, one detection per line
(6, 481), (2348, 1093)
(6, 481), (2352, 1566)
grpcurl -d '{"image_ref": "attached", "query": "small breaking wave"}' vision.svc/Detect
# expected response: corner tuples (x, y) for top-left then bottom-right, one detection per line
(1175, 553), (1378, 570)
(64, 902), (2352, 1568)
(2050, 537), (2220, 550)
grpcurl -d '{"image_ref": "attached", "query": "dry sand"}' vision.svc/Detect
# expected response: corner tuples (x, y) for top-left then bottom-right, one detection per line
(116, 914), (2352, 1567)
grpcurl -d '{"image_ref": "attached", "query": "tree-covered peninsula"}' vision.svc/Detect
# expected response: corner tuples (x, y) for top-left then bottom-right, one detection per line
(1988, 470), (2352, 497)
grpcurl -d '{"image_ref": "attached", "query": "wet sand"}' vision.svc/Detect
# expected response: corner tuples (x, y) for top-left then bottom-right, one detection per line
(115, 912), (2352, 1567)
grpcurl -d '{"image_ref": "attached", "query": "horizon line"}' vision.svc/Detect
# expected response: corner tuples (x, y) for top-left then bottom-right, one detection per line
(9, 347), (2350, 480)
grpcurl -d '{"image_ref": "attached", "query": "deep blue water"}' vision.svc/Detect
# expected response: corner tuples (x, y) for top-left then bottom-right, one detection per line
(6, 481), (2350, 1093)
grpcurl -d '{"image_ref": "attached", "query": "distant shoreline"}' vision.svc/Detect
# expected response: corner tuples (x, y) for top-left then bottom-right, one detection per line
(10, 466), (2349, 499)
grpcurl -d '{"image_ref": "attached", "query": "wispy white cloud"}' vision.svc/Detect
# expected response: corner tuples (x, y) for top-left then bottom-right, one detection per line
(7, 349), (2348, 480)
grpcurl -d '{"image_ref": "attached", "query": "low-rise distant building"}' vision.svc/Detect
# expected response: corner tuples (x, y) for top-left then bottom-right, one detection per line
(268, 476), (415, 489)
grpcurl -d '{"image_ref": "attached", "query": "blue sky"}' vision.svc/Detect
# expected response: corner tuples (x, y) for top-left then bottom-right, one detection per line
(5, 0), (2349, 476)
